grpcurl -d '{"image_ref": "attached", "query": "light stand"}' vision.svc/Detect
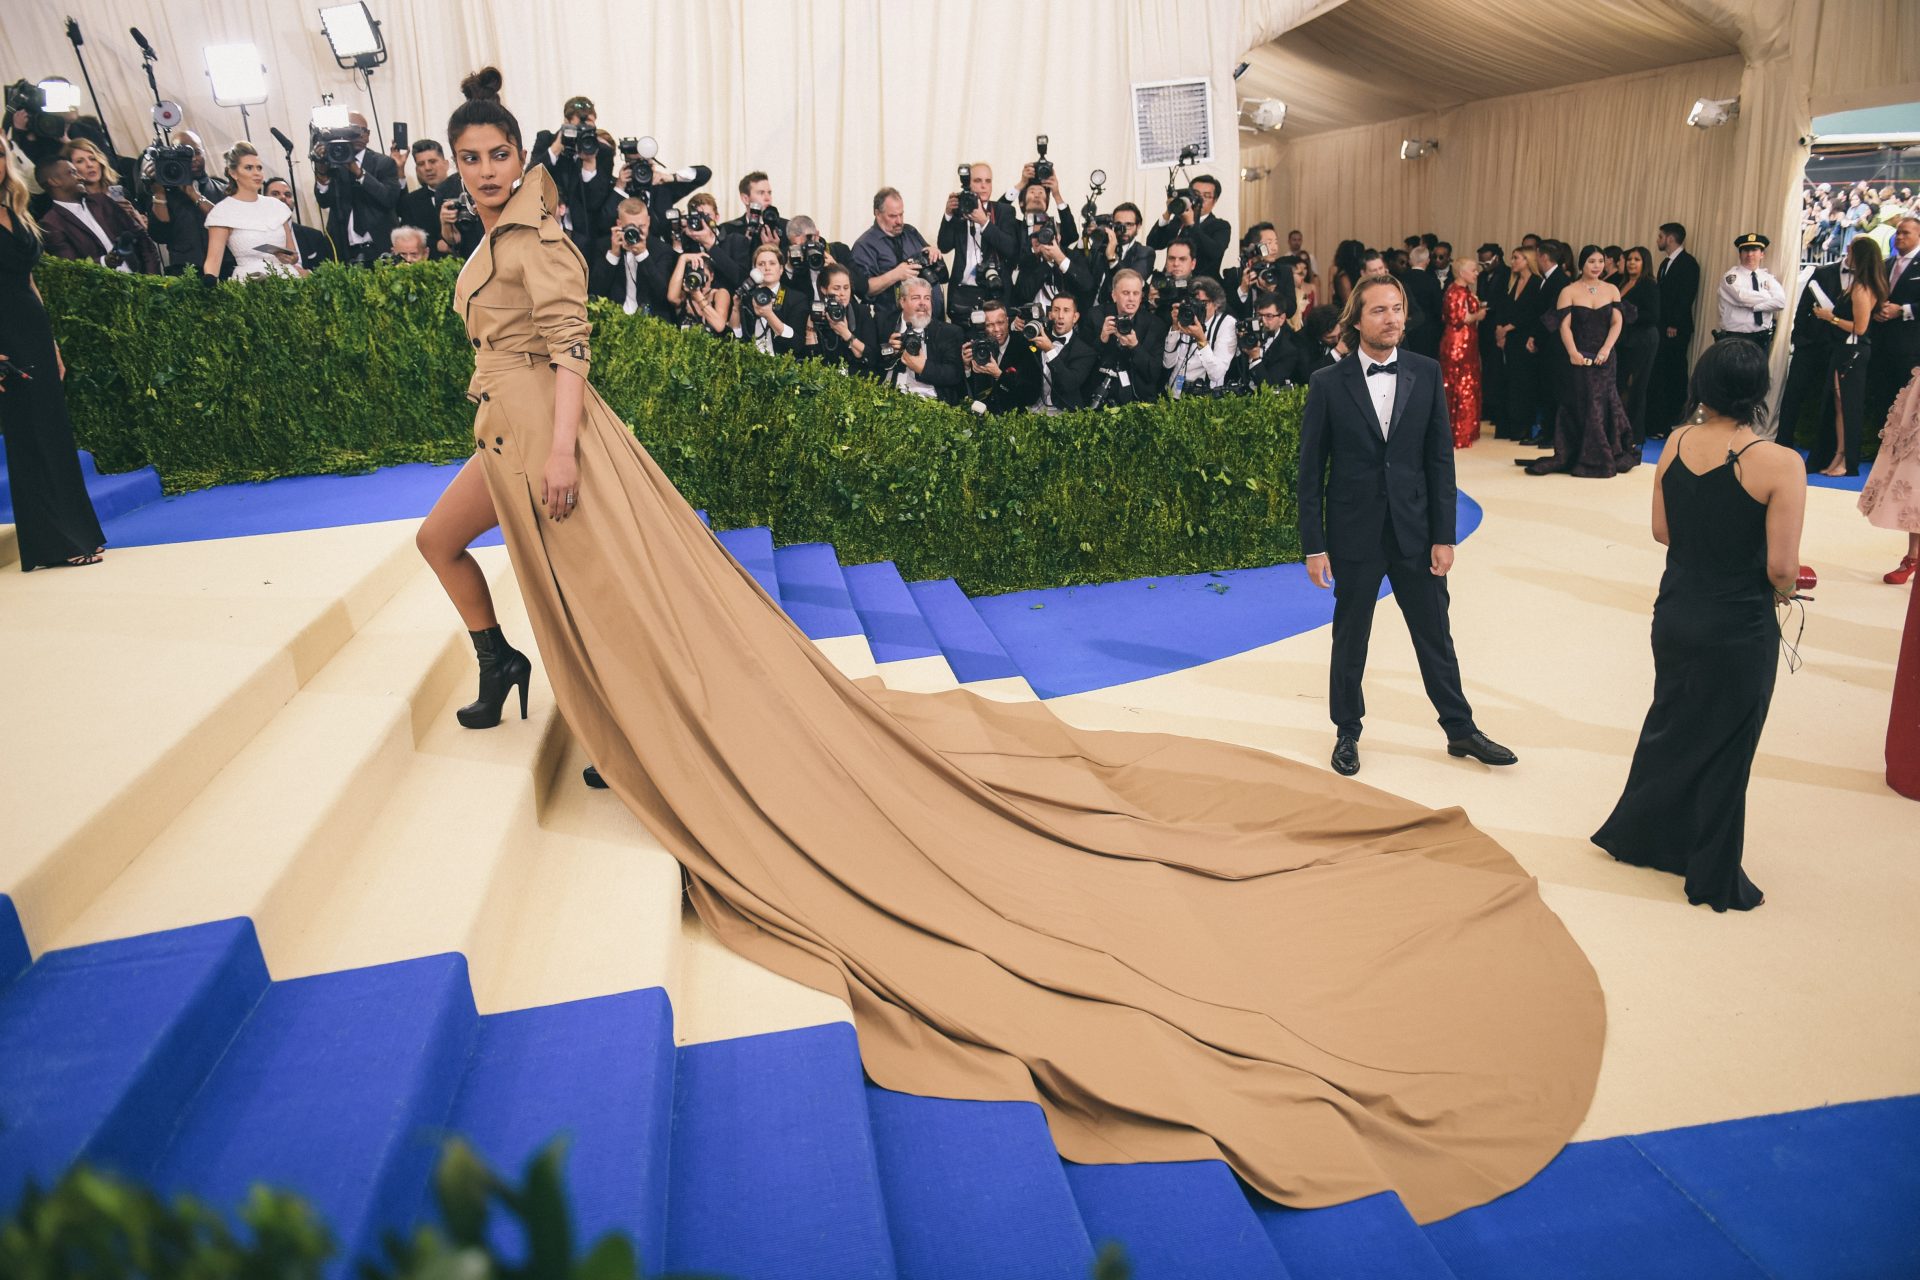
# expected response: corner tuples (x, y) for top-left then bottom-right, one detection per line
(205, 43), (268, 143)
(63, 18), (118, 157)
(319, 3), (387, 145)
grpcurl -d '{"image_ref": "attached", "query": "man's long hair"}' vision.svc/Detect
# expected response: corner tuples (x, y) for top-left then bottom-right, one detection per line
(1338, 273), (1404, 350)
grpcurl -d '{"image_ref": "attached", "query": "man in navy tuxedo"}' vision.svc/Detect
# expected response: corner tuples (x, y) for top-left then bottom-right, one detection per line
(1297, 274), (1516, 777)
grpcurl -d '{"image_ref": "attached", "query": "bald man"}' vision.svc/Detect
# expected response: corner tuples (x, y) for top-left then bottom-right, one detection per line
(312, 110), (401, 265)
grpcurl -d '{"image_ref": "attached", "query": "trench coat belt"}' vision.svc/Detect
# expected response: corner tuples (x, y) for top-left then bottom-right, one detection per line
(467, 349), (546, 401)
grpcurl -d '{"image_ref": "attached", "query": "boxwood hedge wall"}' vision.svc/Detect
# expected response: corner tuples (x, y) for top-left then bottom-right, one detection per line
(39, 256), (1303, 594)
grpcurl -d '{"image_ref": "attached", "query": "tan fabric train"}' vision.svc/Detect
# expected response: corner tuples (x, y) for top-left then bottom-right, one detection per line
(455, 170), (1605, 1225)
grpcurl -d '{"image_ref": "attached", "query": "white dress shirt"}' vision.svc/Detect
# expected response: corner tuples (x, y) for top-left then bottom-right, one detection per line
(892, 324), (938, 398)
(314, 148), (374, 245)
(605, 247), (650, 315)
(1717, 264), (1788, 333)
(1888, 247), (1917, 321)
(1162, 310), (1236, 397)
(1362, 349), (1398, 435)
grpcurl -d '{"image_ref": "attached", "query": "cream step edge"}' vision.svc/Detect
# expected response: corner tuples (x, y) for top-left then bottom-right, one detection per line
(2, 530), (422, 954)
(50, 564), (500, 953)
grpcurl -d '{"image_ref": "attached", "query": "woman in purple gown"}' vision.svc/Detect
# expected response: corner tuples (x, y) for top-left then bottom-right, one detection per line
(1526, 244), (1640, 478)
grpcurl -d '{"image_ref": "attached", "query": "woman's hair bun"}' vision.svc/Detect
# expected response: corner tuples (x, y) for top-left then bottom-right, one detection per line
(460, 67), (504, 102)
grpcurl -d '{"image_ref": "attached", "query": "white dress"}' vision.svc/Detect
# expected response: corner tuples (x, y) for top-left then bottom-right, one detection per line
(205, 195), (296, 279)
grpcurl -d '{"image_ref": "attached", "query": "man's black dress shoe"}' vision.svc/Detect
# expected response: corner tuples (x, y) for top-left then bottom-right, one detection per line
(1332, 735), (1360, 776)
(583, 764), (609, 789)
(1447, 732), (1517, 766)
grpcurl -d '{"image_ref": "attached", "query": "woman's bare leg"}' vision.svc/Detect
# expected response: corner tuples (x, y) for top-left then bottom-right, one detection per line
(1822, 372), (1849, 477)
(416, 458), (501, 630)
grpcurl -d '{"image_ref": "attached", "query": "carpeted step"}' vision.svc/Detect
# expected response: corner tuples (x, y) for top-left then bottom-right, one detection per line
(666, 1022), (897, 1279)
(1252, 1190), (1455, 1279)
(905, 578), (1024, 684)
(1421, 1136), (1771, 1280)
(149, 953), (479, 1279)
(1065, 1160), (1291, 1280)
(714, 525), (782, 605)
(1623, 1097), (1920, 1280)
(773, 541), (864, 640)
(842, 560), (943, 664)
(0, 918), (268, 1209)
(444, 989), (677, 1263)
(865, 1087), (1094, 1280)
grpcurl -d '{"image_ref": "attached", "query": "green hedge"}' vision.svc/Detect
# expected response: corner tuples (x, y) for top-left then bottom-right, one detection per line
(40, 256), (1303, 593)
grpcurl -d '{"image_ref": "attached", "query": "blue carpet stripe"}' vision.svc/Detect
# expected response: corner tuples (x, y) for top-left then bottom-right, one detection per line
(0, 904), (1914, 1278)
(714, 525), (782, 605)
(906, 578), (1023, 683)
(0, 449), (161, 526)
(773, 541), (865, 640)
(842, 560), (944, 664)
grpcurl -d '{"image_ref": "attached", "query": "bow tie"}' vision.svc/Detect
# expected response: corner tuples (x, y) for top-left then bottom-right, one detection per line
(1366, 362), (1396, 377)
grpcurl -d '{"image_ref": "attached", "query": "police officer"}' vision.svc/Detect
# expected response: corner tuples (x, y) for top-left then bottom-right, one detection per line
(1714, 231), (1787, 347)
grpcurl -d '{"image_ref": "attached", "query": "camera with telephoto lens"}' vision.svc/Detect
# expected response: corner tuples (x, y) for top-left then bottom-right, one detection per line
(6, 80), (70, 141)
(965, 311), (996, 367)
(955, 164), (978, 217)
(1028, 214), (1056, 247)
(560, 124), (596, 157)
(919, 254), (950, 286)
(622, 224), (644, 247)
(144, 142), (197, 188)
(899, 328), (925, 357)
(787, 234), (828, 273)
(979, 256), (1003, 291)
(1032, 135), (1053, 185)
(1166, 184), (1201, 217)
(1085, 213), (1114, 257)
(1015, 303), (1047, 341)
(453, 189), (480, 232)
(821, 297), (848, 323)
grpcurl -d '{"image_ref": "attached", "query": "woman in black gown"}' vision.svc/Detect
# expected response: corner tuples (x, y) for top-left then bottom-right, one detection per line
(1493, 246), (1544, 440)
(0, 166), (105, 570)
(1594, 341), (1807, 911)
(1526, 245), (1638, 477)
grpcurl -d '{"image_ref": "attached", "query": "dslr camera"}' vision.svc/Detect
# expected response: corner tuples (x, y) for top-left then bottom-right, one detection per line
(919, 254), (950, 286)
(1014, 303), (1047, 342)
(955, 163), (978, 217)
(144, 141), (197, 188)
(965, 310), (997, 367)
(682, 258), (709, 292)
(978, 256), (1004, 292)
(899, 328), (926, 357)
(618, 135), (659, 193)
(1027, 213), (1057, 247)
(1085, 213), (1115, 257)
(453, 189), (481, 232)
(1031, 135), (1053, 185)
(6, 79), (75, 141)
(621, 224), (645, 248)
(788, 234), (829, 273)
(1166, 183), (1201, 218)
(559, 124), (597, 158)
(1112, 314), (1136, 338)
(743, 200), (786, 238)
(682, 208), (709, 233)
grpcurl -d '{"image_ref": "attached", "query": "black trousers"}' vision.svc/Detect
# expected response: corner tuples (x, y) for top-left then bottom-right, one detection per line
(1615, 327), (1660, 446)
(1776, 340), (1831, 455)
(1865, 345), (1918, 445)
(1328, 515), (1476, 741)
(1648, 331), (1692, 434)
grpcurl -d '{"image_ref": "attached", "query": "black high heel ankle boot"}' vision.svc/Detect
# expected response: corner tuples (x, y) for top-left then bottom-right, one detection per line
(456, 626), (532, 729)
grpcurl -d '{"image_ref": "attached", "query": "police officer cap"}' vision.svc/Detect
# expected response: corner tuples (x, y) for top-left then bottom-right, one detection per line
(1734, 232), (1770, 251)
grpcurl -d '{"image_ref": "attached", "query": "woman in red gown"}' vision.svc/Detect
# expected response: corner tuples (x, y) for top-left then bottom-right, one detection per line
(1439, 258), (1487, 448)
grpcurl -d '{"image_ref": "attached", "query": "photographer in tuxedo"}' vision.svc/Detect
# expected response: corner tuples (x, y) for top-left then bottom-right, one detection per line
(1161, 277), (1235, 398)
(1146, 174), (1229, 279)
(1090, 202), (1154, 303)
(591, 198), (674, 319)
(1011, 202), (1096, 313)
(1868, 216), (1920, 439)
(1030, 293), (1098, 411)
(937, 162), (1020, 322)
(397, 140), (455, 258)
(781, 215), (870, 304)
(799, 264), (881, 375)
(1089, 269), (1168, 406)
(1779, 254), (1845, 457)
(528, 95), (617, 257)
(1247, 295), (1308, 388)
(312, 112), (400, 266)
(851, 188), (939, 312)
(962, 298), (1041, 414)
(617, 145), (710, 226)
(1231, 224), (1289, 318)
(1149, 237), (1200, 315)
(879, 277), (965, 404)
(142, 130), (225, 275)
(715, 171), (786, 285)
(1297, 274), (1515, 777)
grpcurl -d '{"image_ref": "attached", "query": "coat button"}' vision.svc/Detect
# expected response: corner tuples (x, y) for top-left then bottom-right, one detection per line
(480, 392), (490, 401)
(494, 436), (504, 445)
(472, 338), (481, 348)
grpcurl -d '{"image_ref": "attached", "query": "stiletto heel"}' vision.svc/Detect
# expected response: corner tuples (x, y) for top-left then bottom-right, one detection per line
(457, 626), (534, 729)
(1886, 556), (1917, 586)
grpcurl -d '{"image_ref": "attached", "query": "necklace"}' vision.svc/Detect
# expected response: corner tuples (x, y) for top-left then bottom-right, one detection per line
(1585, 284), (1597, 295)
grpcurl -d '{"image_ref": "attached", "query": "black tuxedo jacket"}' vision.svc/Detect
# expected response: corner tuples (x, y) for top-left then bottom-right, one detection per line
(937, 202), (1022, 289)
(1087, 306), (1169, 405)
(41, 194), (161, 273)
(293, 222), (336, 272)
(872, 315), (968, 404)
(1871, 249), (1920, 365)
(1038, 329), (1099, 409)
(1656, 250), (1701, 339)
(970, 335), (1042, 413)
(1090, 240), (1156, 304)
(590, 245), (677, 318)
(1146, 210), (1230, 279)
(1011, 248), (1096, 310)
(316, 150), (402, 257)
(1790, 262), (1844, 348)
(1297, 350), (1458, 561)
(1396, 267), (1445, 358)
(632, 164), (711, 225)
(1249, 327), (1308, 388)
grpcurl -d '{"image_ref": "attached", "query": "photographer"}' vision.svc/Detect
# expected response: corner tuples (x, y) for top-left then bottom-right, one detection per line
(312, 111), (400, 266)
(1245, 296), (1308, 388)
(398, 139), (454, 257)
(665, 240), (731, 337)
(1010, 197), (1095, 315)
(961, 298), (1040, 414)
(5, 81), (75, 167)
(1145, 173), (1229, 280)
(878, 277), (964, 403)
(1148, 237), (1199, 314)
(590, 197), (674, 318)
(1088, 268), (1167, 407)
(615, 141), (709, 225)
(387, 225), (430, 264)
(715, 170), (785, 286)
(1007, 169), (1079, 247)
(1229, 223), (1288, 317)
(781, 214), (868, 303)
(799, 264), (881, 376)
(143, 129), (224, 275)
(850, 187), (938, 310)
(667, 192), (732, 287)
(936, 161), (1019, 322)
(1161, 276), (1235, 398)
(36, 155), (160, 273)
(1299, 302), (1346, 376)
(1089, 202), (1153, 304)
(1030, 294), (1098, 412)
(528, 95), (617, 257)
(264, 176), (335, 270)
(731, 242), (802, 356)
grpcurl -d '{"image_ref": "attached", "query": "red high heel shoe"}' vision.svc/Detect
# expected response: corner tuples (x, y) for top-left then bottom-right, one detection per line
(1886, 556), (1917, 586)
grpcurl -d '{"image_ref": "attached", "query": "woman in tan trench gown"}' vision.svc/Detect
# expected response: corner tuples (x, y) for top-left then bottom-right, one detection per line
(415, 71), (1605, 1225)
